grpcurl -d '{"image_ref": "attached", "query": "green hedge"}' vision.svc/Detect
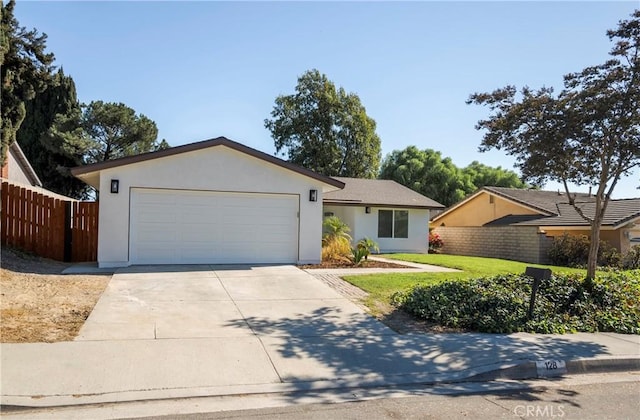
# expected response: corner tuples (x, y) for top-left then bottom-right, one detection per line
(391, 271), (640, 334)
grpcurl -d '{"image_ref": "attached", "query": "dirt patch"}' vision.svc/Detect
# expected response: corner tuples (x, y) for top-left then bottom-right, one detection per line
(299, 259), (411, 269)
(1, 247), (110, 343)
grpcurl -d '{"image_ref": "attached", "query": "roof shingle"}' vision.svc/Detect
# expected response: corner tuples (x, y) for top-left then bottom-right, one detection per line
(515, 198), (640, 228)
(324, 177), (444, 209)
(484, 186), (595, 215)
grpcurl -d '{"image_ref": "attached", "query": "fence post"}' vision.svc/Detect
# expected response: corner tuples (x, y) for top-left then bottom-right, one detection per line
(1, 182), (8, 246)
(64, 200), (73, 262)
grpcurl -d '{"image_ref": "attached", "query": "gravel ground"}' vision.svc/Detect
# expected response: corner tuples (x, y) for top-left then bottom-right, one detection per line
(0, 247), (110, 343)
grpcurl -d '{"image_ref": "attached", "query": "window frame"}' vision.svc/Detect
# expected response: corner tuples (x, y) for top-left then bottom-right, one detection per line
(377, 209), (409, 239)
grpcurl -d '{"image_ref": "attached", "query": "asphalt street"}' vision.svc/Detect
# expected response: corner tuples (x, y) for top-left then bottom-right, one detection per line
(138, 374), (640, 420)
(3, 372), (638, 419)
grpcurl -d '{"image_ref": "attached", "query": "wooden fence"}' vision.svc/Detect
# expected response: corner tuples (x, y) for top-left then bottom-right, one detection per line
(1, 181), (98, 262)
(71, 201), (99, 262)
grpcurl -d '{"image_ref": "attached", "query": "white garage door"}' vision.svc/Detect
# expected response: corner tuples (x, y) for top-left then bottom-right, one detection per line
(130, 188), (299, 264)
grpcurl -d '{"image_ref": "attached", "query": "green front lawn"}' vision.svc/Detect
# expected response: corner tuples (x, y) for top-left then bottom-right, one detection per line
(344, 254), (586, 305)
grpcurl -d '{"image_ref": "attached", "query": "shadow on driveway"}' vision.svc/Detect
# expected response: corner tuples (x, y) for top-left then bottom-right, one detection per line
(226, 306), (610, 385)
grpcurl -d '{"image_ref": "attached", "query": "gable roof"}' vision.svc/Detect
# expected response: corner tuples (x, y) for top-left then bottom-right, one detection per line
(432, 186), (596, 222)
(323, 177), (444, 209)
(70, 136), (345, 190)
(514, 198), (640, 229)
(5, 142), (42, 187)
(483, 186), (595, 215)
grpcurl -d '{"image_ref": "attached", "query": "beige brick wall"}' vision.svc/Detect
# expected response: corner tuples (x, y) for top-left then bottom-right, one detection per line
(433, 226), (553, 264)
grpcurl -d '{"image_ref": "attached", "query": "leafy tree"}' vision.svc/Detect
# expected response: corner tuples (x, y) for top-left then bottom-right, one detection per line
(16, 69), (88, 198)
(467, 10), (640, 282)
(380, 147), (529, 206)
(379, 146), (475, 207)
(79, 101), (162, 163)
(1, 0), (54, 166)
(462, 161), (527, 190)
(43, 101), (167, 197)
(265, 69), (381, 178)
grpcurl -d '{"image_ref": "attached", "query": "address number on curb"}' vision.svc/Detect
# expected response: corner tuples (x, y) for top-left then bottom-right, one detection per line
(535, 360), (567, 377)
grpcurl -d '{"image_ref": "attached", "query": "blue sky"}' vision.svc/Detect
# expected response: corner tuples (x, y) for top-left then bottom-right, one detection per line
(16, 1), (639, 198)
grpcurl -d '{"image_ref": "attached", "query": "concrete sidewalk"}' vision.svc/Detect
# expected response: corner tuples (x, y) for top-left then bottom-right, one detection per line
(302, 256), (460, 275)
(2, 332), (638, 408)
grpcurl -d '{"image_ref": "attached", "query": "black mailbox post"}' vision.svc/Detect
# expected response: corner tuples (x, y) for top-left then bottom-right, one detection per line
(525, 267), (552, 319)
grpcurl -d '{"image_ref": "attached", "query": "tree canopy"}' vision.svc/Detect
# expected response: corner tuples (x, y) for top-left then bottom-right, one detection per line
(379, 147), (473, 207)
(462, 161), (528, 191)
(265, 69), (381, 178)
(2, 1), (168, 198)
(16, 68), (88, 198)
(1, 0), (54, 166)
(379, 146), (527, 207)
(467, 10), (640, 280)
(79, 101), (163, 163)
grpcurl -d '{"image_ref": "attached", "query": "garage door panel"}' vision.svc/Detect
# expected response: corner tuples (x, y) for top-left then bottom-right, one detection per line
(179, 246), (218, 260)
(181, 209), (218, 223)
(137, 208), (178, 223)
(136, 245), (178, 262)
(135, 192), (177, 204)
(130, 189), (299, 264)
(179, 229), (219, 242)
(137, 231), (179, 243)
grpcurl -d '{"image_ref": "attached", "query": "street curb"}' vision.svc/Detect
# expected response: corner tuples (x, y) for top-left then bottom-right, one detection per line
(466, 357), (640, 381)
(2, 356), (638, 412)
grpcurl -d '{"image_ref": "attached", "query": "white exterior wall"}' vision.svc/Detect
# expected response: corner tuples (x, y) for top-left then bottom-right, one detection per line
(7, 148), (34, 186)
(323, 205), (357, 234)
(323, 205), (430, 253)
(97, 146), (326, 267)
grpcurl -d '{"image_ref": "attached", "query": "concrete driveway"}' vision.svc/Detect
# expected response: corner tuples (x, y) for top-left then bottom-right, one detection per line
(77, 264), (393, 341)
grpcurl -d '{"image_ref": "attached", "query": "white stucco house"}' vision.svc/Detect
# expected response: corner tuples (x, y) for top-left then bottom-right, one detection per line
(324, 177), (444, 253)
(71, 137), (443, 268)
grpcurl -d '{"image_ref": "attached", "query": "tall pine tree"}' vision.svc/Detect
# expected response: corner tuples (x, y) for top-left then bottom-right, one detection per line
(16, 68), (88, 198)
(1, 0), (54, 166)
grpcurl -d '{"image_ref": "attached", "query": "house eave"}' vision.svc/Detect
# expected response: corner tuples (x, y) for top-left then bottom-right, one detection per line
(71, 137), (346, 191)
(323, 200), (441, 210)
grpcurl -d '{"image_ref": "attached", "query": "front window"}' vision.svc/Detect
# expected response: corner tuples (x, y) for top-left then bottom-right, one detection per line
(378, 210), (408, 238)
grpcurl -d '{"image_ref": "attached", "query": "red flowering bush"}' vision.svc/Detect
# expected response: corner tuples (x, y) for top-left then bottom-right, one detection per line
(429, 232), (444, 253)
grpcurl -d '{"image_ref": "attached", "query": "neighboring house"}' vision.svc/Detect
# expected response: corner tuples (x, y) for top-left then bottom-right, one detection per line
(432, 186), (640, 263)
(71, 137), (344, 267)
(324, 177), (444, 253)
(1, 142), (42, 187)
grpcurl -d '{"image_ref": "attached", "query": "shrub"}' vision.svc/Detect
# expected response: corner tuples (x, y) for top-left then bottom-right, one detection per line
(322, 237), (351, 262)
(351, 246), (368, 266)
(548, 233), (621, 268)
(392, 271), (640, 334)
(621, 245), (640, 270)
(599, 242), (621, 267)
(322, 216), (352, 262)
(322, 216), (352, 245)
(357, 237), (380, 260)
(428, 232), (444, 253)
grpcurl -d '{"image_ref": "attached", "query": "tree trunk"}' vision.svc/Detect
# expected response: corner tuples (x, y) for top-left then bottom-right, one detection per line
(586, 226), (600, 283)
(585, 208), (604, 290)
